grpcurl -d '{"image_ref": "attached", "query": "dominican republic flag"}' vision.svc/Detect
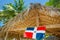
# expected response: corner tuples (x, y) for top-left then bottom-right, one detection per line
(24, 26), (46, 39)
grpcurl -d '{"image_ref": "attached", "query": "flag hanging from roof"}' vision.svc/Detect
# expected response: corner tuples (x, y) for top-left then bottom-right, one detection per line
(24, 26), (46, 39)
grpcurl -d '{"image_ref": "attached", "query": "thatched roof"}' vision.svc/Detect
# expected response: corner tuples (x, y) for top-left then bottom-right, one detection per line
(1, 3), (60, 38)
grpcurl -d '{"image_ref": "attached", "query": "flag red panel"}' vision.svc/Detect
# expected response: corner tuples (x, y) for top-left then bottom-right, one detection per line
(24, 32), (33, 38)
(37, 26), (46, 30)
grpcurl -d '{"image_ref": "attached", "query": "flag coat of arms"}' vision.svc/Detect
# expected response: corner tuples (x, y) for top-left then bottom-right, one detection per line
(24, 26), (46, 39)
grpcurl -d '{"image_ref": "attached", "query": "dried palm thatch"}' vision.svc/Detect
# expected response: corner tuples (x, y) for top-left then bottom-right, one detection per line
(0, 3), (60, 40)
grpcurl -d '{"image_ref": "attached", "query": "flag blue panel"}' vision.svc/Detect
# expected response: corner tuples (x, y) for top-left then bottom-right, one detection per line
(36, 33), (45, 39)
(26, 27), (34, 31)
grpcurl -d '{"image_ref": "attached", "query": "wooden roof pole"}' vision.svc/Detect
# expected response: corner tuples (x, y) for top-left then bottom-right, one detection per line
(34, 3), (41, 27)
(36, 12), (39, 27)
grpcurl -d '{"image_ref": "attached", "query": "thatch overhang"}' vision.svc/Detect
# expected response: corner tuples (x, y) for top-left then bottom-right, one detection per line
(1, 3), (60, 39)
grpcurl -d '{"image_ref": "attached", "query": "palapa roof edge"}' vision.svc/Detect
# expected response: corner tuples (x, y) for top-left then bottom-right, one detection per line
(1, 3), (60, 32)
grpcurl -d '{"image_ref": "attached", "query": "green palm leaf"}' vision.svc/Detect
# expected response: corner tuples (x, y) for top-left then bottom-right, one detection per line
(0, 0), (24, 24)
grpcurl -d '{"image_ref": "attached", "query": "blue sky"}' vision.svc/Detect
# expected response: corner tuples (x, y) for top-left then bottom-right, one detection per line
(0, 0), (48, 26)
(0, 0), (48, 10)
(0, 21), (4, 27)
